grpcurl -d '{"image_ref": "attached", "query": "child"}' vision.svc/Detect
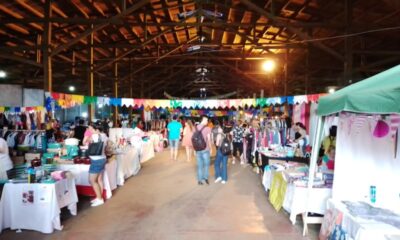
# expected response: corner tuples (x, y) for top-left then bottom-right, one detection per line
(322, 145), (335, 170)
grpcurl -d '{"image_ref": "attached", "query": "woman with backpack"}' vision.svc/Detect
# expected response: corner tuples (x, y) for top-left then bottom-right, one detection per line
(214, 125), (231, 184)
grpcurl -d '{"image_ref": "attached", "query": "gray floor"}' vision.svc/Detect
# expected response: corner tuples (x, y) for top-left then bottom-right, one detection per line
(1, 149), (319, 240)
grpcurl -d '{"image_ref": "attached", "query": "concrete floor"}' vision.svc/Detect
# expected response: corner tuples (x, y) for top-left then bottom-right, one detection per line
(1, 149), (319, 240)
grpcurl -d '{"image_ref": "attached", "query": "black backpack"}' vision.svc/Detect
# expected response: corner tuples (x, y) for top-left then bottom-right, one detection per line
(219, 134), (231, 156)
(192, 126), (207, 151)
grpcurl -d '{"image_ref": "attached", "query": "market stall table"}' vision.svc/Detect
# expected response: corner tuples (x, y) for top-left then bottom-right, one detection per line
(57, 161), (116, 199)
(115, 146), (141, 186)
(141, 140), (155, 163)
(0, 178), (78, 234)
(259, 150), (309, 169)
(320, 199), (400, 240)
(262, 166), (332, 225)
(283, 184), (332, 225)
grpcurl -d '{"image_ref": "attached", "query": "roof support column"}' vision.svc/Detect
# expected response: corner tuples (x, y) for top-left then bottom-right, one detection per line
(284, 49), (288, 96)
(113, 48), (119, 125)
(43, 0), (52, 92)
(88, 25), (95, 122)
(128, 58), (133, 122)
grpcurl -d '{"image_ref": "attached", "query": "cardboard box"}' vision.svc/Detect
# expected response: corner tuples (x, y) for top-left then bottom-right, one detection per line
(25, 153), (41, 164)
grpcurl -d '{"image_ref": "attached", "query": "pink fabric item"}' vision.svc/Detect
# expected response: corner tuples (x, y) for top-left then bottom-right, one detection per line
(373, 120), (389, 138)
(293, 104), (301, 125)
(51, 171), (66, 181)
(84, 129), (93, 138)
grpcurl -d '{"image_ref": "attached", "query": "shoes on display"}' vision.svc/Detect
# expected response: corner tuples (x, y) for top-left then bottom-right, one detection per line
(221, 181), (226, 184)
(204, 179), (209, 185)
(198, 181), (203, 185)
(91, 198), (104, 207)
(214, 177), (222, 183)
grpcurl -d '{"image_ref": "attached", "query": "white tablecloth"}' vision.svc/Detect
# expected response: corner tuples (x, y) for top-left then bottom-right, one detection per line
(283, 184), (332, 224)
(141, 141), (155, 163)
(320, 199), (400, 240)
(263, 169), (332, 224)
(0, 178), (78, 234)
(57, 163), (116, 199)
(115, 146), (141, 186)
(148, 133), (163, 152)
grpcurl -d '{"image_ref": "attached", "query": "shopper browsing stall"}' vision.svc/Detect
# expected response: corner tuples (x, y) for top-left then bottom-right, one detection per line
(88, 125), (108, 207)
(73, 119), (87, 146)
(83, 124), (95, 146)
(167, 115), (182, 161)
(0, 137), (12, 180)
(293, 122), (308, 156)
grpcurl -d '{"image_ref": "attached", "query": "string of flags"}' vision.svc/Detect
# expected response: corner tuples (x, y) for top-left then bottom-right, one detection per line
(45, 92), (325, 110)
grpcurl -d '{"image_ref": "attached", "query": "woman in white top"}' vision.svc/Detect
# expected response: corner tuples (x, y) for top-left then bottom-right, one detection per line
(0, 137), (13, 180)
(88, 124), (108, 207)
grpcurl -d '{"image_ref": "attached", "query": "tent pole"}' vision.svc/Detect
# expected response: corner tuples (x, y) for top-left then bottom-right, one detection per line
(303, 115), (325, 235)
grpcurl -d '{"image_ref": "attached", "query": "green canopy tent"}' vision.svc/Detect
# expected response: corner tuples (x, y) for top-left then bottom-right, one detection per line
(317, 64), (400, 116)
(302, 65), (400, 235)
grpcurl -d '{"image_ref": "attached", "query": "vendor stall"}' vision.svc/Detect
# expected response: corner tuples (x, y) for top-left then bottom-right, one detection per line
(114, 146), (141, 186)
(109, 128), (156, 164)
(56, 161), (116, 199)
(310, 65), (400, 239)
(0, 178), (78, 234)
(262, 162), (332, 225)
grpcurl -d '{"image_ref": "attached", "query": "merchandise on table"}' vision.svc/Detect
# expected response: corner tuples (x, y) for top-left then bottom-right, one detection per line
(0, 178), (78, 234)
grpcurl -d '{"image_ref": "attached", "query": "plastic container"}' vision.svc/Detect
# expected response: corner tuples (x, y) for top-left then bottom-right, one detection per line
(370, 185), (376, 203)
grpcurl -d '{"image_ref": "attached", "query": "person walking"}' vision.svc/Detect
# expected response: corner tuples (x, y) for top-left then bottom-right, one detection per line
(182, 119), (195, 162)
(167, 115), (183, 161)
(214, 125), (231, 184)
(193, 115), (212, 185)
(231, 120), (244, 165)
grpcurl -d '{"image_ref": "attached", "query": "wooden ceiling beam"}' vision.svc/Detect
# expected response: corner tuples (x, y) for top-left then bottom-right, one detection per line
(50, 0), (150, 57)
(0, 53), (42, 68)
(120, 36), (198, 82)
(239, 0), (344, 61)
(208, 53), (265, 87)
(95, 28), (171, 72)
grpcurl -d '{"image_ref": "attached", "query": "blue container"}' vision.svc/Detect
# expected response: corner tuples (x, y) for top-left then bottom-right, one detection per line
(370, 185), (376, 203)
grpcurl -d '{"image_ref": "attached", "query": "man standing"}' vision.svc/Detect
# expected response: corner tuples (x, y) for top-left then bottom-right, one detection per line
(194, 116), (212, 185)
(73, 119), (87, 146)
(167, 115), (183, 161)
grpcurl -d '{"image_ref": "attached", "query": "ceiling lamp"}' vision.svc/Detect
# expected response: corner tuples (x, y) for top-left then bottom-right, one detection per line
(262, 60), (275, 72)
(69, 86), (75, 92)
(0, 70), (7, 78)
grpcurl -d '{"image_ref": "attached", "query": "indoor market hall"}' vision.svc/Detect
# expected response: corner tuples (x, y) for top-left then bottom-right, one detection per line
(1, 0), (400, 239)
(1, 148), (318, 240)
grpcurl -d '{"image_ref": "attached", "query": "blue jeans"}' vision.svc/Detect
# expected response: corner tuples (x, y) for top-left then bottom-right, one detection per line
(215, 149), (228, 181)
(196, 149), (210, 181)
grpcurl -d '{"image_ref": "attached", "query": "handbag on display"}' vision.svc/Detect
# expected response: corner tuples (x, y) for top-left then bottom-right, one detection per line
(87, 141), (103, 156)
